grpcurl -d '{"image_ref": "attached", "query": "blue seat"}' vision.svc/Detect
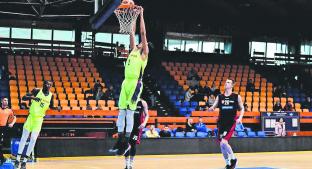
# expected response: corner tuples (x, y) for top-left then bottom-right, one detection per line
(169, 95), (176, 101)
(0, 162), (14, 169)
(172, 90), (179, 95)
(175, 101), (182, 107)
(175, 132), (185, 138)
(179, 107), (188, 116)
(197, 132), (208, 138)
(186, 132), (196, 138)
(247, 131), (256, 137)
(191, 102), (198, 107)
(155, 128), (161, 133)
(257, 131), (266, 137)
(178, 95), (184, 100)
(237, 131), (247, 137)
(183, 102), (190, 107)
(187, 107), (196, 114)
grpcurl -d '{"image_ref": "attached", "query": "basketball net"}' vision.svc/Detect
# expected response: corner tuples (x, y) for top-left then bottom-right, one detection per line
(114, 5), (141, 34)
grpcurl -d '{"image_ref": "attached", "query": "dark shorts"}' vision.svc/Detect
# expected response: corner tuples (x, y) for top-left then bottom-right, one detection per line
(217, 121), (236, 142)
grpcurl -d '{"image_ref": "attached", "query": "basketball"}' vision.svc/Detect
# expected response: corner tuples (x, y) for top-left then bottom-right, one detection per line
(122, 0), (134, 5)
(7, 114), (14, 124)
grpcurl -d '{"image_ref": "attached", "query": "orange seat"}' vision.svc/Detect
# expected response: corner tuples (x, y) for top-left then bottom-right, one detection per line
(76, 94), (85, 100)
(67, 94), (76, 100)
(107, 100), (115, 107)
(65, 88), (73, 94)
(72, 82), (80, 88)
(70, 100), (79, 107)
(98, 100), (106, 107)
(89, 100), (97, 107)
(60, 100), (68, 107)
(79, 100), (87, 107)
(56, 87), (64, 93)
(63, 82), (71, 88)
(72, 106), (81, 110)
(74, 88), (83, 94)
(58, 93), (67, 100)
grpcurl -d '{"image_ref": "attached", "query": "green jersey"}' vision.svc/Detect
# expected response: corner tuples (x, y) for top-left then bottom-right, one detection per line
(125, 49), (148, 79)
(29, 89), (52, 118)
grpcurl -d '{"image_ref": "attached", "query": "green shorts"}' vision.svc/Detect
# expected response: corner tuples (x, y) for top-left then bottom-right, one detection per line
(23, 115), (44, 132)
(118, 79), (143, 110)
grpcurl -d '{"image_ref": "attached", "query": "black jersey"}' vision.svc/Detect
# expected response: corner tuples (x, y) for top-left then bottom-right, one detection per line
(217, 93), (239, 126)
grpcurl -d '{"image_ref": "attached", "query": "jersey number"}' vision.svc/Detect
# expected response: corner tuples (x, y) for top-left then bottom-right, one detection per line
(40, 103), (45, 108)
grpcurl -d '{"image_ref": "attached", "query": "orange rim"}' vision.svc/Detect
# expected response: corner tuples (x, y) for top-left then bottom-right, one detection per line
(117, 4), (136, 9)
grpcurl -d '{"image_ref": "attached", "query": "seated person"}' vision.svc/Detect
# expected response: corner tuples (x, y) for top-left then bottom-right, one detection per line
(145, 125), (160, 138)
(273, 101), (283, 111)
(185, 118), (196, 132)
(235, 122), (247, 135)
(195, 117), (207, 132)
(159, 125), (171, 137)
(275, 118), (286, 136)
(283, 101), (293, 111)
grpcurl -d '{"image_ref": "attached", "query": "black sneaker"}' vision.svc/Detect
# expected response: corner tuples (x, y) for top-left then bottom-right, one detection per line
(14, 160), (20, 168)
(116, 143), (131, 156)
(230, 159), (237, 169)
(224, 165), (231, 169)
(21, 162), (27, 169)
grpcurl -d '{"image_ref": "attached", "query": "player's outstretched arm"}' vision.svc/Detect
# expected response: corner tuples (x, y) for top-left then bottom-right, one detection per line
(22, 88), (40, 102)
(130, 14), (137, 50)
(139, 7), (149, 60)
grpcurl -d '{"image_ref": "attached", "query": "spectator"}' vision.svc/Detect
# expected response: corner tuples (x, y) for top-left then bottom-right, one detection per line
(246, 79), (255, 92)
(273, 86), (282, 97)
(145, 125), (160, 138)
(149, 94), (156, 108)
(187, 77), (199, 88)
(203, 85), (211, 96)
(191, 88), (202, 102)
(185, 118), (196, 132)
(208, 94), (216, 107)
(275, 118), (286, 136)
(104, 86), (114, 100)
(283, 101), (293, 111)
(301, 97), (312, 110)
(187, 68), (199, 80)
(0, 65), (7, 80)
(93, 80), (103, 97)
(95, 87), (104, 101)
(210, 83), (216, 94)
(273, 101), (283, 111)
(244, 103), (249, 112)
(195, 117), (207, 132)
(184, 88), (193, 102)
(159, 125), (171, 137)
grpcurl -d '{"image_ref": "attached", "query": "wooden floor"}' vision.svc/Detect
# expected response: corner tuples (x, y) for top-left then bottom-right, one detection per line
(25, 151), (312, 169)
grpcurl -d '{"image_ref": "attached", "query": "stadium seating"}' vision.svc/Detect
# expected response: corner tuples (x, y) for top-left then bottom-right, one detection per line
(161, 61), (304, 115)
(7, 55), (118, 111)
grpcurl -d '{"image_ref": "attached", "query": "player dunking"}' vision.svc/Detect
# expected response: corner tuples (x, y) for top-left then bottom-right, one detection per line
(14, 80), (58, 169)
(124, 98), (149, 169)
(0, 97), (16, 166)
(208, 79), (244, 169)
(111, 6), (153, 156)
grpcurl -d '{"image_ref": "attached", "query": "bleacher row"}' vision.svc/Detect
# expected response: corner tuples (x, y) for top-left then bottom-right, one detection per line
(161, 62), (309, 116)
(141, 128), (266, 138)
(8, 55), (118, 110)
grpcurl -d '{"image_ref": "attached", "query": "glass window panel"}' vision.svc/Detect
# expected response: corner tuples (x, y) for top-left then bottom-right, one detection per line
(53, 30), (75, 41)
(0, 27), (10, 38)
(113, 33), (130, 50)
(33, 29), (52, 40)
(12, 28), (31, 39)
(95, 32), (111, 43)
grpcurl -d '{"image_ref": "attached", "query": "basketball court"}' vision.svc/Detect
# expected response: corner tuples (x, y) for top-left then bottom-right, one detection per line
(24, 151), (311, 169)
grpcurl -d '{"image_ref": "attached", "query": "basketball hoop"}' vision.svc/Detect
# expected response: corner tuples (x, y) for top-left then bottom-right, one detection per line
(114, 2), (141, 34)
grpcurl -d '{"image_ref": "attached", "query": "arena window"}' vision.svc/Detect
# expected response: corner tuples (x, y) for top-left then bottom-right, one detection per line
(33, 29), (52, 40)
